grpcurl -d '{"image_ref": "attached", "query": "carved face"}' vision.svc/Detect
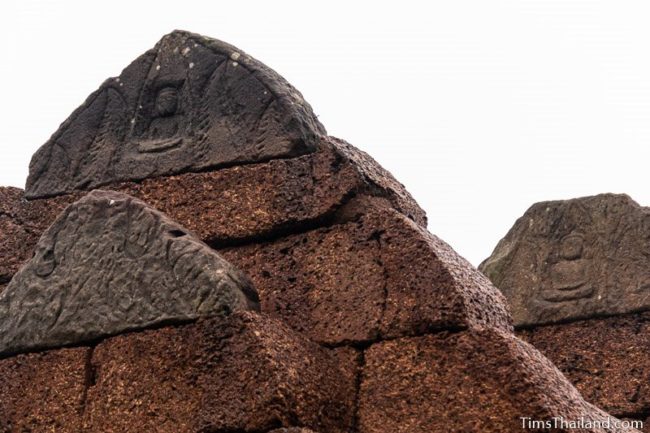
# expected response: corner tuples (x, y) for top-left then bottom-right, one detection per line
(132, 82), (186, 154)
(155, 87), (179, 117)
(129, 34), (193, 155)
(541, 233), (594, 302)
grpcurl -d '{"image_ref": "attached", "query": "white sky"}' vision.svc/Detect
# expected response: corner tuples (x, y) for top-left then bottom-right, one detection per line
(1, 0), (650, 266)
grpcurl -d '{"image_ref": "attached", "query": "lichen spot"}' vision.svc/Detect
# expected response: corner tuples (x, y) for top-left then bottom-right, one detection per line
(182, 47), (191, 56)
(230, 52), (241, 61)
(156, 65), (161, 71)
(232, 61), (238, 67)
(189, 62), (195, 69)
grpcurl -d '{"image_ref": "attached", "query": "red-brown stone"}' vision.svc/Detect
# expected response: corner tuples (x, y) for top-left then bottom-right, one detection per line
(220, 198), (511, 345)
(359, 327), (632, 433)
(0, 312), (356, 433)
(0, 138), (425, 284)
(269, 429), (320, 433)
(0, 347), (89, 433)
(3, 30), (640, 433)
(84, 311), (355, 433)
(519, 312), (650, 420)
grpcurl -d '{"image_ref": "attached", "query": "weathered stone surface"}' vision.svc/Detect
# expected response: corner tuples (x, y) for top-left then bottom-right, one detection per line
(84, 312), (355, 433)
(0, 347), (88, 433)
(5, 29), (635, 433)
(359, 327), (640, 433)
(480, 194), (650, 326)
(268, 429), (320, 433)
(120, 137), (426, 242)
(0, 216), (32, 284)
(519, 312), (650, 421)
(0, 313), (356, 433)
(481, 194), (650, 429)
(2, 139), (426, 285)
(220, 197), (511, 345)
(326, 137), (425, 225)
(0, 187), (69, 282)
(0, 190), (257, 356)
(26, 30), (326, 199)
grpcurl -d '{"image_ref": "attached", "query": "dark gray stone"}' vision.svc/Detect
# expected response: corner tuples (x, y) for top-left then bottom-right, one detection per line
(26, 30), (326, 199)
(0, 190), (258, 356)
(480, 193), (650, 326)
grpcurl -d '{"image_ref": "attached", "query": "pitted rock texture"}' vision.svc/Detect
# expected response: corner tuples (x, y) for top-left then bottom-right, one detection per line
(0, 313), (356, 433)
(0, 190), (258, 357)
(1, 139), (426, 285)
(519, 312), (650, 423)
(2, 31), (637, 433)
(84, 312), (355, 433)
(358, 327), (639, 433)
(0, 347), (88, 433)
(268, 429), (320, 433)
(0, 187), (69, 283)
(26, 30), (326, 199)
(326, 137), (425, 225)
(480, 194), (650, 326)
(220, 197), (511, 345)
(0, 216), (32, 285)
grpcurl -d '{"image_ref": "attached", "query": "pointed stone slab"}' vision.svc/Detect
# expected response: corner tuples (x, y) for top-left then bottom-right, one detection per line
(480, 194), (650, 326)
(359, 328), (639, 433)
(0, 190), (258, 357)
(26, 30), (326, 198)
(84, 312), (355, 433)
(221, 197), (511, 345)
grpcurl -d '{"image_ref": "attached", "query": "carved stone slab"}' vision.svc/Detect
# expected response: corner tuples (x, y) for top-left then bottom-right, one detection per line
(26, 30), (326, 198)
(3, 139), (427, 287)
(0, 190), (258, 356)
(480, 194), (650, 326)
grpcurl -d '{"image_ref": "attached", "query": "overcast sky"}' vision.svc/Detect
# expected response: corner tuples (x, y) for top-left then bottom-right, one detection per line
(2, 1), (649, 265)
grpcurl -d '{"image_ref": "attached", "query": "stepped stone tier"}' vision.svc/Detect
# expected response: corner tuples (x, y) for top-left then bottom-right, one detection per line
(481, 194), (650, 431)
(0, 31), (641, 432)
